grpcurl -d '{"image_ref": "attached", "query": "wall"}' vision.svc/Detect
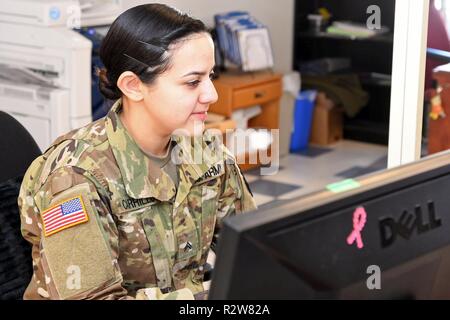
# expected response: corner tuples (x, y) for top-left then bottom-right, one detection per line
(121, 0), (295, 73)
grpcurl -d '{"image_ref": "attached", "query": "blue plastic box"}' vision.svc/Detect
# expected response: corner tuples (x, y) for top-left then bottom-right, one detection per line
(290, 90), (317, 152)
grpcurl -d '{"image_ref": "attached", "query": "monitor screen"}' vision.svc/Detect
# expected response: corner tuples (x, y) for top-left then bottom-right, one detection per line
(209, 151), (450, 299)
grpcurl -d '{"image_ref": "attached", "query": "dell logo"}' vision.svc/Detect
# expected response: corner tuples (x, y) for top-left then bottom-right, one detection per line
(379, 201), (442, 248)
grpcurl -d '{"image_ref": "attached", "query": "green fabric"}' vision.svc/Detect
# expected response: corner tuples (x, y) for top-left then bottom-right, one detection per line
(302, 74), (369, 118)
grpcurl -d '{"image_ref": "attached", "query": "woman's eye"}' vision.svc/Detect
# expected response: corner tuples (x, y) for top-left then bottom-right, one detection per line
(187, 74), (214, 87)
(187, 80), (200, 87)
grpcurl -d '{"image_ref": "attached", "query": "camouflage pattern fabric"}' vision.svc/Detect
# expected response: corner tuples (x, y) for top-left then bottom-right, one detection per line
(18, 99), (257, 300)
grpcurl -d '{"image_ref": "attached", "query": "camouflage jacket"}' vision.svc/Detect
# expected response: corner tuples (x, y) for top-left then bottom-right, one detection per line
(18, 99), (257, 300)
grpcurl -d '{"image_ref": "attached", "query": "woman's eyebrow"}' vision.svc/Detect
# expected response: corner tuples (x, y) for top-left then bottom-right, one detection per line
(182, 71), (207, 77)
(182, 67), (216, 78)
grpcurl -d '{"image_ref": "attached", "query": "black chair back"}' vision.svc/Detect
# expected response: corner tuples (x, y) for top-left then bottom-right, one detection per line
(0, 111), (41, 182)
(0, 111), (41, 299)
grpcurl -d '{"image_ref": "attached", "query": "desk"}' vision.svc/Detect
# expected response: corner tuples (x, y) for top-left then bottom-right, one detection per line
(210, 71), (282, 171)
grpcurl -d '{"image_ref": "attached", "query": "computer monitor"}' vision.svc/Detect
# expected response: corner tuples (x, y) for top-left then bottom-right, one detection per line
(209, 151), (450, 299)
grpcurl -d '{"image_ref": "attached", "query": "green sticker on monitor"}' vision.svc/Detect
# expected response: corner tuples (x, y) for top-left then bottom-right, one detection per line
(326, 179), (361, 193)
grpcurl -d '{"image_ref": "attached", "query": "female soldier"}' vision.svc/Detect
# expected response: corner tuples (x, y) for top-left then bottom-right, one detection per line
(18, 3), (256, 300)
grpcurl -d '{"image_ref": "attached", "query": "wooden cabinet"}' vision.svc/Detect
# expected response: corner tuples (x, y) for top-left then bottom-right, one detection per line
(210, 71), (282, 171)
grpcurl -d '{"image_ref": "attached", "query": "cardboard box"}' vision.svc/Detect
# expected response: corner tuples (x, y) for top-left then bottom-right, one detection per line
(309, 92), (343, 146)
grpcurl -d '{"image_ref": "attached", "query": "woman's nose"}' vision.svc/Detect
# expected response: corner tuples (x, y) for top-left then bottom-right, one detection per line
(199, 79), (218, 105)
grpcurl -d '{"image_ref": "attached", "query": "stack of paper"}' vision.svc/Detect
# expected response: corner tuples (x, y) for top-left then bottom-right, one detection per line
(326, 21), (389, 39)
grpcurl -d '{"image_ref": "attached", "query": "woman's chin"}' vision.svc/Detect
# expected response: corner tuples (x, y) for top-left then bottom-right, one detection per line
(172, 120), (205, 137)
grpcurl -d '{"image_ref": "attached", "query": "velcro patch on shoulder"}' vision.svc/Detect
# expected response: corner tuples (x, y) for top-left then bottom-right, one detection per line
(41, 184), (119, 299)
(42, 195), (89, 237)
(51, 175), (73, 196)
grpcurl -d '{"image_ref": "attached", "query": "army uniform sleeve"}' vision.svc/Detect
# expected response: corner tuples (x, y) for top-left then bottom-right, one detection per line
(19, 166), (195, 300)
(212, 152), (257, 250)
(219, 159), (257, 215)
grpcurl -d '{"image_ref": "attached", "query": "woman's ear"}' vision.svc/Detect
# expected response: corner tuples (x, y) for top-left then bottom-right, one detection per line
(117, 71), (144, 101)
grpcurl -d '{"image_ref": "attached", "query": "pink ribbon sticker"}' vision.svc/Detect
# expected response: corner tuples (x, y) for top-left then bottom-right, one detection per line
(346, 207), (367, 249)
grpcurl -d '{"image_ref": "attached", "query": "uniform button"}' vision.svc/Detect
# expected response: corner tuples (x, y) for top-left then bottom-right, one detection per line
(155, 178), (160, 184)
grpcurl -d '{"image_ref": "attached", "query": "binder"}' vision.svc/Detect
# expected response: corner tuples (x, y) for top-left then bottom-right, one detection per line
(214, 11), (274, 71)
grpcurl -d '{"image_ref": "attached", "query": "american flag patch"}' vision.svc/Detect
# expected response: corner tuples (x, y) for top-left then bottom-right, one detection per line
(42, 196), (89, 237)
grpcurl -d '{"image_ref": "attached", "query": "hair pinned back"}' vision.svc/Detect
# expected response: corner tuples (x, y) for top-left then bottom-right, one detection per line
(98, 3), (208, 101)
(97, 67), (122, 100)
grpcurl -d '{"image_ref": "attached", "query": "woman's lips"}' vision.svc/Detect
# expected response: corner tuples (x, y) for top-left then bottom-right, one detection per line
(191, 111), (208, 121)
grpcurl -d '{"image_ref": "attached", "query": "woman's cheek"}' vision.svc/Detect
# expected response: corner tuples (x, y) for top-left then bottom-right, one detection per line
(165, 110), (192, 132)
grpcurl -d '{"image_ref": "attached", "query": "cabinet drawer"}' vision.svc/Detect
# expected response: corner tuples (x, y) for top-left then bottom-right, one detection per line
(233, 81), (282, 109)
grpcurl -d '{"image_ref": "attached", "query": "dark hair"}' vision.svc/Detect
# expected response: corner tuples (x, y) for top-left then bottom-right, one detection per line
(98, 4), (208, 100)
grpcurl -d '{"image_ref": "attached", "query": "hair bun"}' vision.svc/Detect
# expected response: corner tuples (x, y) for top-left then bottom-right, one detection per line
(97, 67), (122, 100)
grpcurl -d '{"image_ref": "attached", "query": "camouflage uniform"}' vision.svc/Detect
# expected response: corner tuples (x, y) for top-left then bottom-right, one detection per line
(18, 99), (257, 300)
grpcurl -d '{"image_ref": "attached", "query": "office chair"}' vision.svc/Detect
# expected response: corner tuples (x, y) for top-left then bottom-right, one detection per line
(0, 111), (41, 300)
